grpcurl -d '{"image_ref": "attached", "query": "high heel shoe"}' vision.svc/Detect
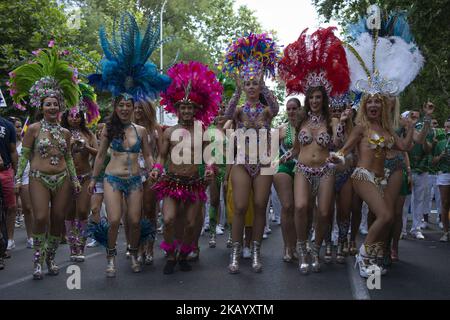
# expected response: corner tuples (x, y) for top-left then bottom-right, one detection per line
(226, 231), (233, 248)
(209, 233), (217, 248)
(106, 248), (117, 278)
(349, 240), (358, 256)
(311, 244), (321, 273)
(46, 235), (60, 276)
(129, 247), (141, 273)
(391, 248), (399, 262)
(228, 242), (241, 274)
(296, 241), (310, 275)
(32, 234), (46, 280)
(324, 242), (332, 264)
(336, 241), (345, 264)
(282, 247), (294, 263)
(251, 241), (262, 273)
(342, 240), (349, 256)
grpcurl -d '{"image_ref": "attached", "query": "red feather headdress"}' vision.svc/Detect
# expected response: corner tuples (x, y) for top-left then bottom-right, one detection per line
(278, 27), (350, 97)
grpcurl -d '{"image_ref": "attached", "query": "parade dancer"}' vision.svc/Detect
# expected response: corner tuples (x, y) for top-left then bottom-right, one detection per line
(278, 27), (351, 274)
(223, 33), (280, 273)
(10, 42), (81, 279)
(87, 13), (170, 277)
(61, 88), (99, 262)
(330, 5), (424, 277)
(151, 61), (221, 274)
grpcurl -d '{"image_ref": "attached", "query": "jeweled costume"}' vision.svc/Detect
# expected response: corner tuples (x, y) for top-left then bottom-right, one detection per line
(9, 43), (81, 279)
(86, 12), (170, 274)
(154, 61), (222, 256)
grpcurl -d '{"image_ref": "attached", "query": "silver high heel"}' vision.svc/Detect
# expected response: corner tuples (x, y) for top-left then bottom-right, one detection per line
(336, 241), (345, 264)
(324, 242), (333, 264)
(296, 240), (310, 275)
(106, 248), (117, 278)
(228, 242), (241, 274)
(251, 241), (262, 273)
(129, 247), (141, 273)
(311, 244), (321, 273)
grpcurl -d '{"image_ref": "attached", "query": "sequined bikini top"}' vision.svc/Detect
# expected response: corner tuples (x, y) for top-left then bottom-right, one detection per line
(368, 130), (395, 149)
(110, 124), (141, 153)
(35, 120), (68, 166)
(298, 130), (331, 148)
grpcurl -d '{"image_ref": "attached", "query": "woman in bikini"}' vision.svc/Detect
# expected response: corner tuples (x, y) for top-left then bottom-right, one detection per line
(61, 108), (97, 262)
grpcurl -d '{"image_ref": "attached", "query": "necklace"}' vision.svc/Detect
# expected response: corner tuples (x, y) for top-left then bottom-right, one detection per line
(243, 101), (264, 124)
(307, 112), (324, 129)
(284, 122), (294, 148)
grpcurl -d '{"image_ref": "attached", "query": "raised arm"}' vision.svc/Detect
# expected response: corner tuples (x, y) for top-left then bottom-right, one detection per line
(395, 121), (415, 151)
(261, 84), (279, 117)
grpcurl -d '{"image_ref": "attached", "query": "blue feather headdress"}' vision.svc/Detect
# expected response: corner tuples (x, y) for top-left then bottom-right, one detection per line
(346, 9), (414, 44)
(88, 12), (171, 101)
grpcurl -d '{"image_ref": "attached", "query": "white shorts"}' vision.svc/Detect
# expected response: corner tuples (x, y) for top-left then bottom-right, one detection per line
(437, 173), (450, 186)
(94, 181), (104, 194)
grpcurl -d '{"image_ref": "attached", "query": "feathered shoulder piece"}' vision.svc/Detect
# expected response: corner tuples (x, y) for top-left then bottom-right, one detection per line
(224, 33), (280, 81)
(344, 5), (424, 96)
(160, 61), (223, 127)
(8, 41), (79, 111)
(87, 12), (171, 101)
(278, 27), (350, 97)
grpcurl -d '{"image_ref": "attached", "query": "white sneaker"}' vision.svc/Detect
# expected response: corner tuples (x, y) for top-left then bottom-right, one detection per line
(264, 227), (272, 234)
(203, 224), (210, 232)
(216, 225), (224, 235)
(87, 239), (99, 248)
(26, 238), (33, 249)
(412, 230), (425, 240)
(263, 232), (269, 239)
(439, 222), (444, 230)
(440, 232), (449, 242)
(420, 221), (428, 229)
(400, 232), (407, 240)
(7, 240), (15, 250)
(242, 247), (251, 259)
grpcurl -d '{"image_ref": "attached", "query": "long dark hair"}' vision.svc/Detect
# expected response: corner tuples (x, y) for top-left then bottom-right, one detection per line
(296, 86), (332, 134)
(60, 109), (92, 137)
(106, 96), (134, 142)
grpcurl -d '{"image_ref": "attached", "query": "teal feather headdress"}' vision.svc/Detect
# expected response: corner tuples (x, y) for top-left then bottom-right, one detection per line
(88, 12), (172, 102)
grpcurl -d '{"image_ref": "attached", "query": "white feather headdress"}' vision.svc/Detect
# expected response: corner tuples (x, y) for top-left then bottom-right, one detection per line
(345, 5), (424, 96)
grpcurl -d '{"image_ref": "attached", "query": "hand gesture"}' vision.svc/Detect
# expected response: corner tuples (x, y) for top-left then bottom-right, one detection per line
(149, 169), (160, 182)
(424, 102), (434, 116)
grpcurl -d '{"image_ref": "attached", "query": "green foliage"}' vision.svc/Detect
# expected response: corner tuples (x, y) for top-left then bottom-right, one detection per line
(312, 0), (450, 124)
(1, 0), (266, 119)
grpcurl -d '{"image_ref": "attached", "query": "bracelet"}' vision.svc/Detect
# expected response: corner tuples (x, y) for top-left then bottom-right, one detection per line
(71, 176), (80, 185)
(151, 163), (164, 173)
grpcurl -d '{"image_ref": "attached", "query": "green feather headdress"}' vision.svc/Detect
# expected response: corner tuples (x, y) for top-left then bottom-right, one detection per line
(7, 42), (80, 111)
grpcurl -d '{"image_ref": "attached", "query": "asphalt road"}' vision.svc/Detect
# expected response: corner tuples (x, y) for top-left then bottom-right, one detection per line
(0, 216), (449, 300)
